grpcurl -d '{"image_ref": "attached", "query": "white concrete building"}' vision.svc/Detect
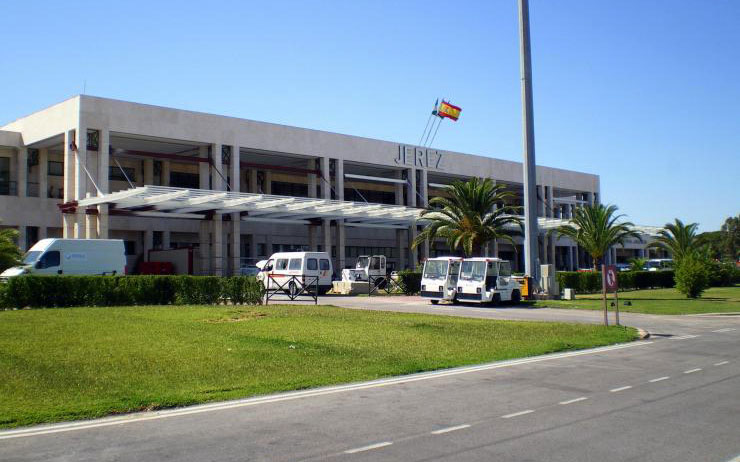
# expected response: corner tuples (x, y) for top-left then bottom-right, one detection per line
(0, 95), (664, 275)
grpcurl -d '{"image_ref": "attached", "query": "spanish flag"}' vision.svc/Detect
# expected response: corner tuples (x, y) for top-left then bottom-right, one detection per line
(437, 100), (462, 121)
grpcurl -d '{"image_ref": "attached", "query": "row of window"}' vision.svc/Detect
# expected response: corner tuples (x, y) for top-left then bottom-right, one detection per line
(272, 257), (331, 271)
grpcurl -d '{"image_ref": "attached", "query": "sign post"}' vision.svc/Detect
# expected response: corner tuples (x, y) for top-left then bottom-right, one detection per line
(602, 264), (619, 326)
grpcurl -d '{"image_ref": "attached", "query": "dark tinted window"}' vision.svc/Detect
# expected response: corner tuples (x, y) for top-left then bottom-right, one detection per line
(48, 161), (64, 176)
(307, 258), (318, 270)
(38, 250), (60, 268)
(288, 259), (302, 270)
(320, 259), (331, 270)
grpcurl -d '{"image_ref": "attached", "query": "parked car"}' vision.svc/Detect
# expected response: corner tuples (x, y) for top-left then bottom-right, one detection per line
(616, 263), (631, 272)
(646, 259), (674, 271)
(257, 251), (333, 295)
(1, 238), (126, 279)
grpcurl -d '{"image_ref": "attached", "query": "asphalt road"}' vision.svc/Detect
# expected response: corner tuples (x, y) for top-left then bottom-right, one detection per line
(2, 297), (739, 462)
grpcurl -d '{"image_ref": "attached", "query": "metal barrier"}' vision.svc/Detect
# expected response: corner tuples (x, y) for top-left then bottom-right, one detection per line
(368, 274), (403, 296)
(265, 274), (319, 305)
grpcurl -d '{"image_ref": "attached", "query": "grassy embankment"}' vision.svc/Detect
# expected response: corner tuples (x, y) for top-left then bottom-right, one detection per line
(0, 304), (635, 428)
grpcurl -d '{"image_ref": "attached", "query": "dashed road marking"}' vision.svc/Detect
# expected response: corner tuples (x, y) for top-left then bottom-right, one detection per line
(714, 361), (729, 366)
(683, 368), (702, 374)
(344, 442), (393, 454)
(502, 410), (535, 419)
(559, 397), (589, 405)
(671, 334), (700, 340)
(431, 424), (471, 435)
(649, 376), (670, 383)
(712, 328), (736, 333)
(610, 386), (632, 392)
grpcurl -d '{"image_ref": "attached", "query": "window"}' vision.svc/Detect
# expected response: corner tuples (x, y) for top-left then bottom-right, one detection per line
(499, 262), (512, 277)
(37, 251), (60, 269)
(110, 166), (135, 182)
(271, 181), (308, 197)
(257, 243), (266, 257)
(48, 161), (64, 176)
(170, 171), (199, 189)
(0, 157), (9, 195)
(275, 259), (288, 270)
(288, 258), (302, 270)
(307, 258), (318, 270)
(123, 241), (136, 256)
(320, 259), (331, 270)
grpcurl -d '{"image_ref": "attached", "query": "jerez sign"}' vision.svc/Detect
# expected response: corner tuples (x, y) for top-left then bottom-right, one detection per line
(395, 145), (444, 171)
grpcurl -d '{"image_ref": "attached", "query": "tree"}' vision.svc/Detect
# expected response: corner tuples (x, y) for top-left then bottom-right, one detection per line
(649, 219), (699, 262)
(551, 204), (641, 271)
(720, 214), (739, 260)
(628, 257), (647, 272)
(675, 254), (710, 298)
(0, 225), (22, 272)
(412, 178), (522, 257)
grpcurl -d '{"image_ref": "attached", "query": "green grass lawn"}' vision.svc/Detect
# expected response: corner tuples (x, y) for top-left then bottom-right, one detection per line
(536, 285), (740, 315)
(0, 304), (635, 429)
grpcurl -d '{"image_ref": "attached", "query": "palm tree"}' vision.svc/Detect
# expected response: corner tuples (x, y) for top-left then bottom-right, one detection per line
(649, 219), (699, 262)
(0, 224), (22, 272)
(412, 178), (522, 257)
(628, 257), (647, 272)
(551, 203), (641, 271)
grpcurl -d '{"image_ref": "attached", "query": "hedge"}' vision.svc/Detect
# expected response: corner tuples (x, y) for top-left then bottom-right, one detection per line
(556, 270), (676, 294)
(0, 275), (264, 309)
(396, 270), (422, 295)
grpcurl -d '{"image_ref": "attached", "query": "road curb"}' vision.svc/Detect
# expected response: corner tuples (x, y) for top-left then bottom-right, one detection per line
(636, 328), (650, 339)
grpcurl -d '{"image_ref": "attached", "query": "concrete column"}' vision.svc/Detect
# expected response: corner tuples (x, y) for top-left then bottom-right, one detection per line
(249, 169), (259, 193)
(211, 144), (224, 192)
(17, 226), (27, 252)
(264, 171), (272, 194)
(231, 219), (240, 275)
(337, 222), (346, 270)
(537, 185), (545, 217)
(212, 216), (223, 276)
(320, 156), (331, 199)
(546, 186), (554, 218)
(199, 146), (209, 189)
(62, 131), (75, 238)
(230, 146), (241, 274)
(162, 230), (171, 250)
(199, 221), (210, 275)
(73, 128), (87, 239)
(408, 225), (418, 269)
(419, 168), (429, 260)
(143, 230), (154, 262)
(308, 226), (318, 251)
(162, 161), (171, 186)
(493, 238), (499, 258)
(143, 158), (154, 185)
(38, 148), (48, 198)
(407, 168), (417, 207)
(307, 159), (317, 198)
(550, 236), (556, 268)
(86, 211), (98, 239)
(394, 170), (404, 205)
(322, 219), (332, 258)
(17, 147), (27, 197)
(396, 229), (406, 270)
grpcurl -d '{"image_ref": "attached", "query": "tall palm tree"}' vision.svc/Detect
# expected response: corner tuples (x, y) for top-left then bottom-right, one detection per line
(0, 224), (22, 272)
(551, 204), (641, 271)
(412, 178), (522, 257)
(649, 219), (699, 262)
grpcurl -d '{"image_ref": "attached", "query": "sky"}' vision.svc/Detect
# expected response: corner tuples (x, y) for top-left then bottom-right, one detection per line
(2, 0), (738, 231)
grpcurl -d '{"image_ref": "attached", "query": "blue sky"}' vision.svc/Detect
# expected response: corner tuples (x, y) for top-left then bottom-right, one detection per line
(2, 0), (738, 231)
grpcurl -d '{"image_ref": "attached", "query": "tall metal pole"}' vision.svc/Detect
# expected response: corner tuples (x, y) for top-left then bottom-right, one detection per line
(518, 0), (539, 283)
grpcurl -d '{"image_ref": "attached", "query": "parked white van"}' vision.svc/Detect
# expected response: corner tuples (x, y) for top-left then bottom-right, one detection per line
(257, 251), (334, 295)
(0, 239), (126, 278)
(421, 257), (463, 304)
(456, 258), (521, 305)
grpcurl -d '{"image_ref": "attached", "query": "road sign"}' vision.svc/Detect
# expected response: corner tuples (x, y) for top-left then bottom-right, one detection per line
(603, 265), (618, 293)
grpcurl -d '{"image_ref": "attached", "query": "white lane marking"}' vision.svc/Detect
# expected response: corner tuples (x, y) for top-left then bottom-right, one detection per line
(714, 361), (730, 366)
(559, 397), (589, 405)
(610, 386), (632, 392)
(671, 334), (700, 340)
(431, 424), (471, 435)
(683, 368), (702, 374)
(344, 442), (393, 454)
(649, 376), (670, 383)
(502, 410), (535, 419)
(0, 341), (653, 440)
(712, 328), (736, 333)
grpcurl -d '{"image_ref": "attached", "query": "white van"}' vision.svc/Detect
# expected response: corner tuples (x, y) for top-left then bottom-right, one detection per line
(421, 257), (462, 304)
(1, 239), (126, 278)
(456, 258), (521, 305)
(258, 251), (333, 295)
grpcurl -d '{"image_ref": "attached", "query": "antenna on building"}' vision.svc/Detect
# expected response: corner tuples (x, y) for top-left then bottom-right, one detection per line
(83, 80), (87, 95)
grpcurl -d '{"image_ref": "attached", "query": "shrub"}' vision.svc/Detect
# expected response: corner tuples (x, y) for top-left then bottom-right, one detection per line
(396, 270), (422, 295)
(0, 275), (263, 309)
(705, 260), (736, 287)
(556, 270), (675, 293)
(675, 255), (709, 298)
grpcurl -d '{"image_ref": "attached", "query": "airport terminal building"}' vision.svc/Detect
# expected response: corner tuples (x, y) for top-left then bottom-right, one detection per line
(0, 96), (661, 275)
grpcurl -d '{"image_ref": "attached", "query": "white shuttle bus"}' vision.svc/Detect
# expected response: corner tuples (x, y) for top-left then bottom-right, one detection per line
(1, 239), (126, 278)
(456, 258), (521, 305)
(257, 251), (334, 295)
(420, 257), (463, 304)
